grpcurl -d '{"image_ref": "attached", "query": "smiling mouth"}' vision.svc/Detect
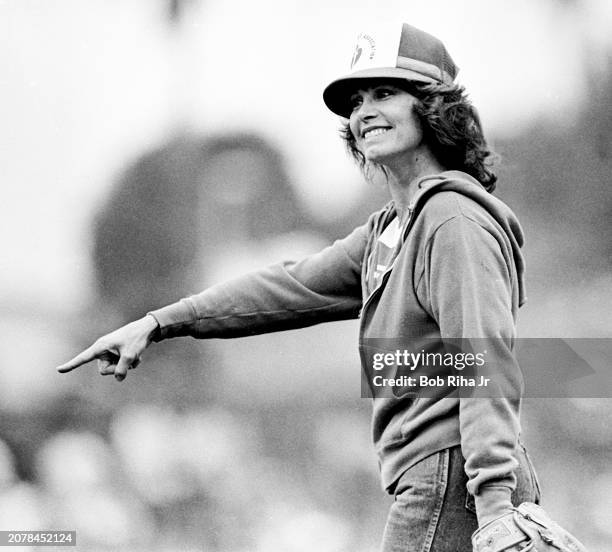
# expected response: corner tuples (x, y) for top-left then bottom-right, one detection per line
(363, 128), (390, 139)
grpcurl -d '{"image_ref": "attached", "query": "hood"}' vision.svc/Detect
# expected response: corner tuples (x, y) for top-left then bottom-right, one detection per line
(387, 170), (526, 306)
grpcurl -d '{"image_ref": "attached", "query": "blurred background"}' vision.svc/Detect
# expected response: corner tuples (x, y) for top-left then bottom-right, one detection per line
(1, 0), (611, 550)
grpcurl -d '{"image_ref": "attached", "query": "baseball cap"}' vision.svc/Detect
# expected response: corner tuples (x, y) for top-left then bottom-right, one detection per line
(323, 23), (458, 118)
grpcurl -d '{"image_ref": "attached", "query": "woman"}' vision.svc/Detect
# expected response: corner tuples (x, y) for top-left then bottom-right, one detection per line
(58, 23), (568, 552)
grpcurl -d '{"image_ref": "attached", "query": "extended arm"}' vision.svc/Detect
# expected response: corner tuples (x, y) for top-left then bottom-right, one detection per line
(57, 222), (369, 379)
(149, 224), (368, 340)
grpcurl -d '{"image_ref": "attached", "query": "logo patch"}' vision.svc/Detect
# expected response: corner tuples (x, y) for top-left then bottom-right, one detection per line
(350, 33), (376, 69)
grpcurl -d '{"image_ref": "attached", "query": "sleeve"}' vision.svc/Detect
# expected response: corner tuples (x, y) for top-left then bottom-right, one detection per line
(148, 222), (369, 340)
(418, 214), (522, 527)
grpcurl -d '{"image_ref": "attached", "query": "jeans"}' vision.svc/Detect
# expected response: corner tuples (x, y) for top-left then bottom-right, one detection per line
(380, 445), (541, 552)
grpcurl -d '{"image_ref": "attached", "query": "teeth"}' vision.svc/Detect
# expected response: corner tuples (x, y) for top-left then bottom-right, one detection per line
(364, 128), (389, 138)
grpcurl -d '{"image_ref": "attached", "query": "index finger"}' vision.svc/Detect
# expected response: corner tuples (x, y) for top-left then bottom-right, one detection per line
(56, 343), (107, 373)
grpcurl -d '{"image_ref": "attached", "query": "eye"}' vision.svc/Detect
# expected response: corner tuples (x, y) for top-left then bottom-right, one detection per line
(349, 93), (363, 112)
(373, 86), (396, 100)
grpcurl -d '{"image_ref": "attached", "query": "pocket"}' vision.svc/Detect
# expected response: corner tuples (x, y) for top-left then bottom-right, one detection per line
(393, 449), (448, 500)
(386, 450), (450, 552)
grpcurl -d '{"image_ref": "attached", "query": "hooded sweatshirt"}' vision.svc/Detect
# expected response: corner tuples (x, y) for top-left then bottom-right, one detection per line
(149, 170), (526, 525)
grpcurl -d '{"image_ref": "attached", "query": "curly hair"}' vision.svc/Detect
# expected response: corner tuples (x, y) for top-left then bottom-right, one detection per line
(341, 81), (498, 192)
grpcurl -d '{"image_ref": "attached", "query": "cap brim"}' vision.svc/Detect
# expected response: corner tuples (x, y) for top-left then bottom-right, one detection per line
(323, 67), (436, 118)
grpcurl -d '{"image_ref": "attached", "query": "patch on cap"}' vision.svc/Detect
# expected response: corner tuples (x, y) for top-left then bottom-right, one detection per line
(348, 24), (404, 73)
(350, 33), (374, 69)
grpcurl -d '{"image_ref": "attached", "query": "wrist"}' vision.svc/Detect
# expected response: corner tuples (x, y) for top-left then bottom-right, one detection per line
(474, 485), (514, 527)
(143, 313), (161, 341)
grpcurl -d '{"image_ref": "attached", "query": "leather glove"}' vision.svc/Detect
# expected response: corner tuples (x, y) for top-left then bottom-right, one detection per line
(472, 502), (588, 552)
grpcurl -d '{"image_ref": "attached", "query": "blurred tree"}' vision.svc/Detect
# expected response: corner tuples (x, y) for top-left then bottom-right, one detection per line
(93, 132), (310, 322)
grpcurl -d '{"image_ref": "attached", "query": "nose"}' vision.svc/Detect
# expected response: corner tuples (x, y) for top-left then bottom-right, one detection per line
(353, 95), (377, 121)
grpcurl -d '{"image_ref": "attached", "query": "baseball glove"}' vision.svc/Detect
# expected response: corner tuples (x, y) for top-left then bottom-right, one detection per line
(472, 502), (588, 552)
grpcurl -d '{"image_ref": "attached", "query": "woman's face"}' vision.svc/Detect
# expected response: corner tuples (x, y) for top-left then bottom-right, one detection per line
(348, 82), (423, 167)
